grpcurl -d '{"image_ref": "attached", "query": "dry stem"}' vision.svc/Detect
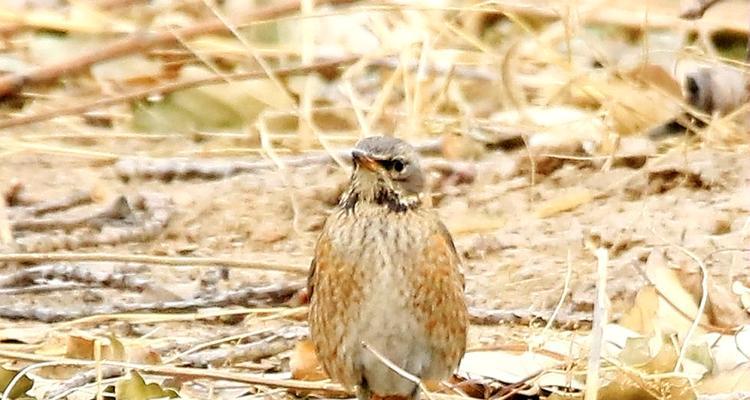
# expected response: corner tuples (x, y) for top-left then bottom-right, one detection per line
(584, 247), (609, 400)
(0, 252), (306, 274)
(0, 0), (360, 98)
(0, 56), (358, 130)
(0, 349), (349, 395)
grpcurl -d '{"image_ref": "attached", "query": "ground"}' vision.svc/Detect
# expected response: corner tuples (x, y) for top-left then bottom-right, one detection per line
(1, 0), (749, 398)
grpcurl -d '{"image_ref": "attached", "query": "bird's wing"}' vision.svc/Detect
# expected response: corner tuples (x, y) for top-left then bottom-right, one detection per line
(436, 220), (465, 290)
(307, 222), (333, 299)
(307, 255), (317, 297)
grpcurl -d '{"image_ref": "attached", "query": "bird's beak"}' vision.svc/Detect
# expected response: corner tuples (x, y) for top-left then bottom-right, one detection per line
(352, 149), (380, 172)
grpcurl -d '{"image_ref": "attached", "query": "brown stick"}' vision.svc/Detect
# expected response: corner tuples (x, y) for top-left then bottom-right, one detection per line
(114, 138), (444, 182)
(0, 282), (303, 322)
(20, 190), (93, 217)
(680, 0), (723, 19)
(0, 0), (359, 98)
(0, 56), (358, 130)
(468, 307), (595, 330)
(0, 252), (307, 274)
(13, 192), (172, 252)
(0, 349), (349, 394)
(11, 196), (131, 232)
(180, 327), (304, 367)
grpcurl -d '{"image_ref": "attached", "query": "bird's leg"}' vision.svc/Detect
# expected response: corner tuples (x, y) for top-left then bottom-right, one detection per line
(356, 380), (372, 400)
(408, 384), (421, 400)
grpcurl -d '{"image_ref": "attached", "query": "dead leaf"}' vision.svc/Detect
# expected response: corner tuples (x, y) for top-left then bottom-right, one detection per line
(458, 349), (561, 384)
(534, 187), (595, 218)
(644, 251), (709, 336)
(66, 335), (95, 360)
(63, 334), (159, 364)
(0, 326), (48, 345)
(445, 214), (505, 235)
(619, 337), (652, 366)
(598, 373), (694, 400)
(441, 132), (486, 160)
(641, 338), (679, 374)
(115, 371), (178, 400)
(290, 340), (327, 381)
(0, 367), (34, 399)
(698, 363), (750, 394)
(679, 270), (750, 329)
(623, 63), (682, 98)
(619, 285), (659, 336)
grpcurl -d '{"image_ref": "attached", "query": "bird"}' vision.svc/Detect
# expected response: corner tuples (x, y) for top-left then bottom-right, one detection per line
(307, 136), (468, 400)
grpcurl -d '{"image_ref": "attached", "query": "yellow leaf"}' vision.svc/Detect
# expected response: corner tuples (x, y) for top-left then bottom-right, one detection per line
(698, 364), (750, 394)
(290, 340), (327, 381)
(534, 187), (595, 218)
(619, 337), (652, 366)
(116, 371), (178, 400)
(0, 367), (34, 399)
(620, 285), (658, 335)
(645, 252), (708, 336)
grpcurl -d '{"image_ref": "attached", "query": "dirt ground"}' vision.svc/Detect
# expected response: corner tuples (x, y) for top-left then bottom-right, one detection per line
(2, 135), (748, 326)
(1, 0), (750, 398)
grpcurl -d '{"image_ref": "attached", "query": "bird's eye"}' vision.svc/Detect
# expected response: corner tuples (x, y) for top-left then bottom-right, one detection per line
(392, 159), (405, 173)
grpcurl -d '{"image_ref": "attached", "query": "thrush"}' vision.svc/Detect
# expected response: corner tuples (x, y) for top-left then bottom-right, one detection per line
(308, 136), (468, 400)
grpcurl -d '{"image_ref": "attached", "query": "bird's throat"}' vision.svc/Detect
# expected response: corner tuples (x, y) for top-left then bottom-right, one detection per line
(341, 182), (421, 213)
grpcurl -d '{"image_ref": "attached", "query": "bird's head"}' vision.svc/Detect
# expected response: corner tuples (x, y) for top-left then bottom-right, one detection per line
(341, 136), (425, 212)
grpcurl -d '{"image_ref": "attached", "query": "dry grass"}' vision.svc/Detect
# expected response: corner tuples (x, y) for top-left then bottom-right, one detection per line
(1, 0), (749, 399)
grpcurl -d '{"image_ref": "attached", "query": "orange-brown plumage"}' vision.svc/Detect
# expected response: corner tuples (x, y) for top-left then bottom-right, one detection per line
(308, 136), (468, 400)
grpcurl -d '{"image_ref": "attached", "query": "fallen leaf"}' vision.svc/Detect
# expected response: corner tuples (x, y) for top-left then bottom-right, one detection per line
(697, 363), (750, 394)
(290, 340), (327, 381)
(619, 285), (659, 336)
(619, 336), (652, 366)
(458, 350), (560, 384)
(599, 373), (694, 400)
(445, 214), (505, 235)
(0, 326), (48, 345)
(115, 371), (178, 400)
(0, 367), (34, 399)
(66, 335), (95, 360)
(534, 187), (595, 218)
(679, 270), (749, 329)
(645, 251), (709, 336)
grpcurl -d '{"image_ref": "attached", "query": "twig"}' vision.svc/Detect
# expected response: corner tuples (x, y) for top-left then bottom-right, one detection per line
(0, 253), (307, 274)
(485, 0), (748, 33)
(0, 281), (87, 295)
(0, 282), (303, 322)
(1, 361), (60, 400)
(680, 0), (723, 19)
(11, 196), (131, 232)
(672, 245), (709, 373)
(0, 56), (358, 130)
(0, 349), (349, 395)
(18, 190), (92, 217)
(13, 192), (172, 252)
(0, 263), (146, 287)
(1, 180), (25, 206)
(468, 307), (594, 330)
(542, 248), (574, 335)
(114, 138), (444, 182)
(46, 366), (125, 400)
(180, 326), (306, 367)
(584, 248), (608, 400)
(0, 0), (360, 98)
(0, 263), (152, 292)
(0, 196), (12, 249)
(164, 327), (276, 363)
